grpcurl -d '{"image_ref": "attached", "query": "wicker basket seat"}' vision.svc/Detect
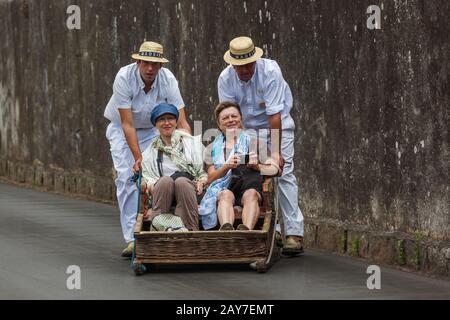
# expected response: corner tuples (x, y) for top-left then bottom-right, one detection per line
(132, 178), (280, 273)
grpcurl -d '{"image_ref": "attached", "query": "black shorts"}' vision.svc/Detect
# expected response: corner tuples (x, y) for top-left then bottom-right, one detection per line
(227, 165), (263, 206)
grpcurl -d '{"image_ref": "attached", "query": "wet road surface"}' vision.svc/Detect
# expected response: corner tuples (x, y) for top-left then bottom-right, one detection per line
(1, 182), (449, 299)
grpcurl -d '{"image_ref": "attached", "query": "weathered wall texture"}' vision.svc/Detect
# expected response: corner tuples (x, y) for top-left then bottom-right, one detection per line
(0, 0), (449, 276)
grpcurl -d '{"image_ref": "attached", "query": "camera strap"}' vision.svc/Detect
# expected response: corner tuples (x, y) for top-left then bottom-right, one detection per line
(157, 144), (185, 178)
(157, 149), (163, 177)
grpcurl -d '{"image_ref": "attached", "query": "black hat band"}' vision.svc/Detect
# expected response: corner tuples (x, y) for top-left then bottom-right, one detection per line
(230, 48), (255, 60)
(139, 51), (163, 58)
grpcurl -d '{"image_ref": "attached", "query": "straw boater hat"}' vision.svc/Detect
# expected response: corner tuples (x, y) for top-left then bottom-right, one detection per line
(131, 41), (169, 63)
(223, 36), (263, 65)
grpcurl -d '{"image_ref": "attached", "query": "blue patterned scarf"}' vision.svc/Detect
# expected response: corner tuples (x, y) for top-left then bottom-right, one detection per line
(199, 131), (250, 230)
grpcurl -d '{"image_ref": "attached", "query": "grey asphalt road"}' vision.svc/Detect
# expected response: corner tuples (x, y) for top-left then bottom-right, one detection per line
(0, 182), (449, 300)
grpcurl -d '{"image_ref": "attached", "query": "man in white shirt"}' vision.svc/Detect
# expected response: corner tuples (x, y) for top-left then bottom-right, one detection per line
(218, 36), (304, 255)
(104, 41), (191, 257)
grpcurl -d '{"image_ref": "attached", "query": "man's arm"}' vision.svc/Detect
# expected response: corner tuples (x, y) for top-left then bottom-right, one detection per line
(163, 69), (191, 134)
(264, 63), (290, 170)
(119, 108), (142, 172)
(268, 112), (284, 170)
(176, 107), (192, 134)
(218, 71), (237, 103)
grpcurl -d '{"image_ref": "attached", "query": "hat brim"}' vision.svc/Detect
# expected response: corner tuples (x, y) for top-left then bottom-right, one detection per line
(223, 47), (263, 65)
(155, 112), (179, 122)
(131, 54), (169, 63)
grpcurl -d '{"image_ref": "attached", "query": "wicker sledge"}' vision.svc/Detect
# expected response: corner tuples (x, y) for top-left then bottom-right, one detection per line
(131, 177), (281, 275)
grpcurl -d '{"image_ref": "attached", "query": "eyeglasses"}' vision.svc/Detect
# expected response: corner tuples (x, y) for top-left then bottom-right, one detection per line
(157, 116), (176, 123)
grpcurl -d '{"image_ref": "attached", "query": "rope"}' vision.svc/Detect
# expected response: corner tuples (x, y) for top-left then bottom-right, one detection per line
(130, 169), (142, 268)
(265, 178), (279, 267)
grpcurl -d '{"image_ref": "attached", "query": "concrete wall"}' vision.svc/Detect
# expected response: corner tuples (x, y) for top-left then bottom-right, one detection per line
(0, 0), (449, 276)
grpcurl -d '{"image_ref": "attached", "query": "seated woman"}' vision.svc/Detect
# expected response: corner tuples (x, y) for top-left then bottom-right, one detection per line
(199, 101), (279, 231)
(141, 103), (207, 231)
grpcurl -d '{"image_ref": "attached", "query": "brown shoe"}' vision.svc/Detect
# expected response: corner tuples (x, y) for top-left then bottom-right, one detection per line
(236, 224), (249, 231)
(275, 231), (283, 247)
(282, 236), (304, 256)
(121, 241), (134, 257)
(219, 223), (234, 231)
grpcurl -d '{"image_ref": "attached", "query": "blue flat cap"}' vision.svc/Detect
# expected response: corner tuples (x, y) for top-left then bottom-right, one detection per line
(150, 103), (179, 126)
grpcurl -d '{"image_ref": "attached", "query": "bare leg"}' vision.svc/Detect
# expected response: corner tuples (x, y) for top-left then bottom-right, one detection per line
(241, 189), (261, 230)
(217, 190), (235, 227)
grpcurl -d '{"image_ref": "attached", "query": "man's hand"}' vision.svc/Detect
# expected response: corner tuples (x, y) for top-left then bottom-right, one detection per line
(133, 157), (142, 173)
(272, 152), (285, 173)
(279, 154), (285, 172)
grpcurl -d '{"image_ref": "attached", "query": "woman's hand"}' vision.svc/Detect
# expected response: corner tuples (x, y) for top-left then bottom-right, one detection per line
(140, 180), (148, 193)
(143, 208), (152, 220)
(142, 182), (154, 194)
(247, 152), (259, 170)
(224, 154), (239, 170)
(196, 181), (204, 195)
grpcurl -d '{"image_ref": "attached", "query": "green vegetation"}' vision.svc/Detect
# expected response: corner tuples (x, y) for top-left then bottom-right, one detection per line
(351, 236), (360, 257)
(397, 239), (406, 265)
(413, 233), (423, 270)
(340, 230), (348, 253)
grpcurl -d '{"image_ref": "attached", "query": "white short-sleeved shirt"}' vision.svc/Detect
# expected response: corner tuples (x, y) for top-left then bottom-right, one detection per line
(218, 58), (294, 131)
(104, 63), (185, 129)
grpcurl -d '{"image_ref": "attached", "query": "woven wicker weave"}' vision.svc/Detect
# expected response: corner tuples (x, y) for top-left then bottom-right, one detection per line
(132, 178), (279, 272)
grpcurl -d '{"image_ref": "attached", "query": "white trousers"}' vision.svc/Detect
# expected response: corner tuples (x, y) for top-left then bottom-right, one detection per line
(247, 117), (305, 237)
(277, 128), (305, 237)
(106, 123), (158, 243)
